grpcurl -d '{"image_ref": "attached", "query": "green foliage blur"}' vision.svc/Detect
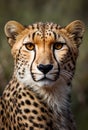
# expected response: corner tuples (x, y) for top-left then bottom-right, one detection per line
(0, 0), (88, 129)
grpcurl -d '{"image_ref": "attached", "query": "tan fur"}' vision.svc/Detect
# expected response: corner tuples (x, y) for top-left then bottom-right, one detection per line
(0, 20), (85, 130)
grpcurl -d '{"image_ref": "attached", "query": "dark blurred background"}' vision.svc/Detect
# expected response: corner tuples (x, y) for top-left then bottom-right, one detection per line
(0, 0), (88, 129)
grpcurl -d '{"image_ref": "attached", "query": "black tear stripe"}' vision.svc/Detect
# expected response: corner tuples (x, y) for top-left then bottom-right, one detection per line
(53, 48), (60, 76)
(30, 48), (36, 81)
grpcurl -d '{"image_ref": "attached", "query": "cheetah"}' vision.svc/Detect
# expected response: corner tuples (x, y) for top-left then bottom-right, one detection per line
(0, 20), (85, 130)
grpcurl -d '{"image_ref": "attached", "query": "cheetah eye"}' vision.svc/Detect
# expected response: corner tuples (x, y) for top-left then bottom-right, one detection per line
(25, 42), (35, 51)
(54, 42), (65, 50)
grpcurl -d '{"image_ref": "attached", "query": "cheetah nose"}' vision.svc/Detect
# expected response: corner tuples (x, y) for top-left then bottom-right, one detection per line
(37, 64), (53, 74)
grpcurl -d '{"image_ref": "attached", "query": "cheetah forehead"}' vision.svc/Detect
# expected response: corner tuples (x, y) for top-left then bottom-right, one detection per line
(25, 22), (63, 43)
(28, 22), (61, 31)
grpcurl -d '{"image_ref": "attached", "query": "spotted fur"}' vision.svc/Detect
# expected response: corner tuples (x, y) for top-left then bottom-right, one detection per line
(0, 20), (85, 130)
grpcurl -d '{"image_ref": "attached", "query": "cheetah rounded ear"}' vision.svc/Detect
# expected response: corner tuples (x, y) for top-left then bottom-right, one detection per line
(4, 20), (25, 47)
(65, 20), (85, 47)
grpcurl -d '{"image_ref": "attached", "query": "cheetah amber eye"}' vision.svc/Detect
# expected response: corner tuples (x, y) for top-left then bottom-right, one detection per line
(25, 43), (35, 51)
(54, 42), (64, 50)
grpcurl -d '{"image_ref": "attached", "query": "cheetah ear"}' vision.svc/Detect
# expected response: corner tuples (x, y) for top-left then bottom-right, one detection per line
(4, 20), (25, 47)
(65, 20), (85, 47)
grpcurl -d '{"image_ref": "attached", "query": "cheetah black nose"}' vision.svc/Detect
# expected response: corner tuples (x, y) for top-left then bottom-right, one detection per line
(37, 64), (53, 74)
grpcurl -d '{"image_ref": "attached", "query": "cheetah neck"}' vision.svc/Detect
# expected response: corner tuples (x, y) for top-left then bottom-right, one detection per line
(3, 75), (75, 129)
(5, 75), (71, 113)
(29, 78), (73, 129)
(9, 76), (71, 112)
(37, 79), (71, 113)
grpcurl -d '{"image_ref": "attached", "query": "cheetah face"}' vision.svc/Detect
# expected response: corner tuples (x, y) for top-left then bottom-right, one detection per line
(4, 20), (85, 88)
(22, 32), (66, 86)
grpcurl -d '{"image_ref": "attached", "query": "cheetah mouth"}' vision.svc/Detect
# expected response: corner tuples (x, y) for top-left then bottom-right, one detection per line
(31, 72), (59, 82)
(40, 74), (59, 81)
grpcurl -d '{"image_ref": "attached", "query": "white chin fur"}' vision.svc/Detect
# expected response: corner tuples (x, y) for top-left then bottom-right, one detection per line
(35, 80), (56, 87)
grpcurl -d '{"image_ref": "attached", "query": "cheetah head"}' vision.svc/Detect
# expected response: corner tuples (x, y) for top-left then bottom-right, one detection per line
(4, 20), (85, 90)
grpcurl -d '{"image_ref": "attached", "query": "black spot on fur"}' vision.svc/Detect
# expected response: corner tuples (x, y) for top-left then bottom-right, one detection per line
(25, 100), (31, 105)
(24, 108), (30, 113)
(32, 110), (38, 114)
